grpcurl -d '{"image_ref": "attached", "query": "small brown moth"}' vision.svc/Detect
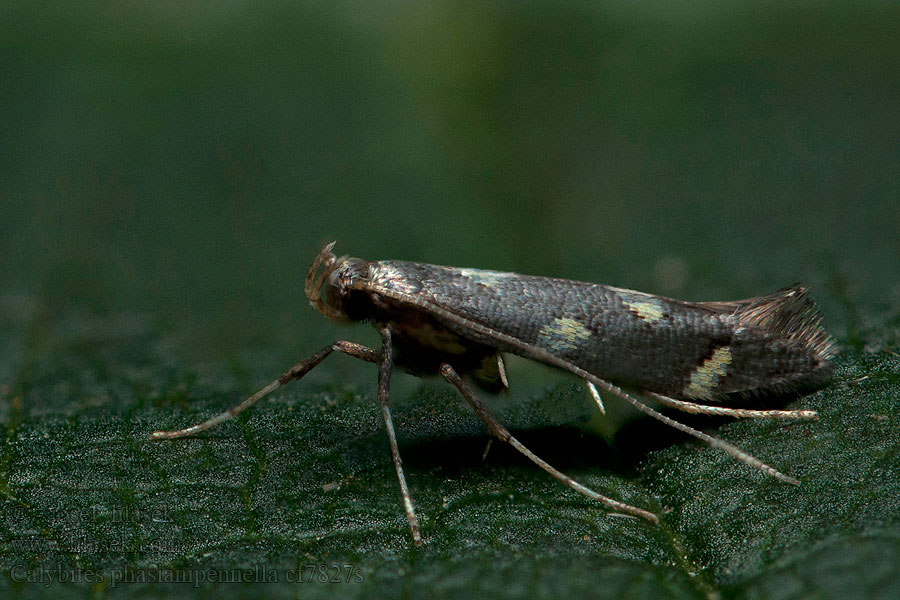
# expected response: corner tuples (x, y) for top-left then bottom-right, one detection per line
(152, 242), (834, 545)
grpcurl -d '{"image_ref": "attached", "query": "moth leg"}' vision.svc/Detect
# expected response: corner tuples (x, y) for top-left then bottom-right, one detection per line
(439, 363), (659, 524)
(646, 392), (818, 420)
(377, 326), (423, 546)
(149, 340), (378, 440)
(579, 374), (801, 485)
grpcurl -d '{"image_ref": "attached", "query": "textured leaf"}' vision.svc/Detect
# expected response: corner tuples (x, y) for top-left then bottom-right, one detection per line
(1, 295), (898, 599)
(1, 2), (899, 599)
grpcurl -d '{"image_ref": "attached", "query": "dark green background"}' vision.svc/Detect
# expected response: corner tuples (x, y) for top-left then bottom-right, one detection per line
(1, 2), (898, 598)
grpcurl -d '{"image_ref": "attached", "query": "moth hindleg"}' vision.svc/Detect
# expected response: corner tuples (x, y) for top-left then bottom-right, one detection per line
(439, 363), (659, 524)
(149, 340), (378, 440)
(576, 372), (801, 485)
(646, 392), (818, 420)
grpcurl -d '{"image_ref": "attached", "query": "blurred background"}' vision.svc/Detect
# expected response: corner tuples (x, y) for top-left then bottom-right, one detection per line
(2, 6), (898, 593)
(2, 0), (898, 386)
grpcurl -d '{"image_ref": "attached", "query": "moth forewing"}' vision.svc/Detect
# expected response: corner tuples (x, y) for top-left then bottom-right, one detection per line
(151, 242), (834, 545)
(360, 271), (817, 484)
(361, 260), (834, 401)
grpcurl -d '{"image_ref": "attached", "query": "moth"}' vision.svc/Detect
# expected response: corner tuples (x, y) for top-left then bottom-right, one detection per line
(152, 242), (835, 546)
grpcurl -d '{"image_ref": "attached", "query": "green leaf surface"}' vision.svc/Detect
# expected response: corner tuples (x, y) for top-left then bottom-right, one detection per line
(2, 2), (898, 598)
(1, 296), (898, 599)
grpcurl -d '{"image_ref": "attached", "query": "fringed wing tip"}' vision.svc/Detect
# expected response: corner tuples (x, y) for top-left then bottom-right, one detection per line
(736, 284), (836, 363)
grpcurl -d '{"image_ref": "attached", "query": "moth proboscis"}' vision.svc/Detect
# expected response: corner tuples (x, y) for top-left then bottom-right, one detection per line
(151, 242), (835, 546)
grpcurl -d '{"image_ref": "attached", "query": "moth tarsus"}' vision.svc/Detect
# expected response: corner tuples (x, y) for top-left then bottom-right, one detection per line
(151, 242), (835, 545)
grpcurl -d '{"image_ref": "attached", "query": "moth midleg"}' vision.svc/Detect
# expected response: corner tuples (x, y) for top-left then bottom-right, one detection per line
(646, 392), (819, 420)
(577, 373), (801, 485)
(377, 326), (423, 546)
(149, 340), (378, 440)
(439, 363), (659, 524)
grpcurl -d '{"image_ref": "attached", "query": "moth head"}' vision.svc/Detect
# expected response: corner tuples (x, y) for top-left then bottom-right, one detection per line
(305, 242), (373, 321)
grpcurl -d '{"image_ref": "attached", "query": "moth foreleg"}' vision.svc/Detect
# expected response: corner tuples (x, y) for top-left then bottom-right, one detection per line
(439, 363), (659, 524)
(149, 340), (378, 440)
(646, 392), (818, 420)
(378, 326), (423, 547)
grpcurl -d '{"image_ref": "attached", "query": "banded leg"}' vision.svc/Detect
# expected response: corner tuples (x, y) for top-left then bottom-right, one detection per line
(149, 340), (377, 440)
(440, 363), (658, 524)
(377, 326), (423, 546)
(646, 392), (818, 420)
(576, 371), (801, 485)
